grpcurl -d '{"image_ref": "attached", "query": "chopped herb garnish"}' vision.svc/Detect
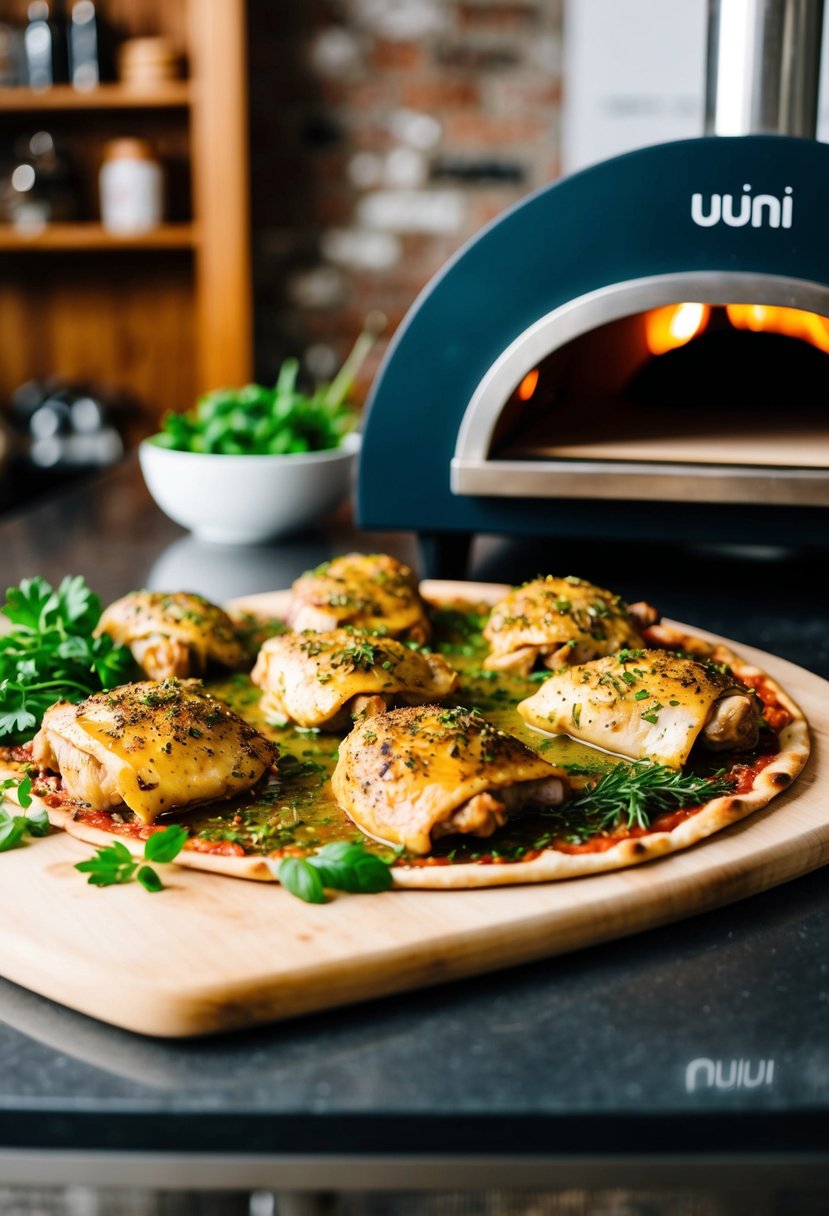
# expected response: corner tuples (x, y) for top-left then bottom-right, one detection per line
(74, 824), (188, 892)
(566, 761), (735, 833)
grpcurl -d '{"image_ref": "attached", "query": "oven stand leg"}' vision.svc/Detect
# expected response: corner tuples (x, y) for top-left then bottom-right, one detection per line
(417, 532), (473, 580)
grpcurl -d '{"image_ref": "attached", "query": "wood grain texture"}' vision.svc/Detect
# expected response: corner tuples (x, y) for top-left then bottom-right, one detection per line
(189, 0), (253, 393)
(0, 594), (826, 1039)
(0, 84), (192, 111)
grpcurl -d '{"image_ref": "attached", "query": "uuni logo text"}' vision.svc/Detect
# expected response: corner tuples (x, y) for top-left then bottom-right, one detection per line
(685, 1058), (775, 1093)
(691, 185), (793, 229)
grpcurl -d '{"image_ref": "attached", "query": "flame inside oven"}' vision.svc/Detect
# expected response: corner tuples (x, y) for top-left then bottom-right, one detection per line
(494, 296), (829, 473)
(644, 301), (829, 355)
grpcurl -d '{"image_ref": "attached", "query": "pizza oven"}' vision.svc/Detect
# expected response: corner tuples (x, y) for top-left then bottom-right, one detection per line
(357, 0), (829, 571)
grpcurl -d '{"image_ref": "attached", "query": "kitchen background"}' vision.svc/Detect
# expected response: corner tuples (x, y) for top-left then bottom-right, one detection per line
(1, 5), (829, 1216)
(0, 0), (828, 511)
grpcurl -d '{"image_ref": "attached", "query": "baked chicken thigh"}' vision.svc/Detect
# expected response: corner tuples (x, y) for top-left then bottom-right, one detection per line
(286, 553), (431, 643)
(251, 629), (458, 730)
(31, 679), (277, 823)
(96, 591), (246, 680)
(518, 648), (759, 768)
(332, 704), (569, 854)
(483, 575), (657, 676)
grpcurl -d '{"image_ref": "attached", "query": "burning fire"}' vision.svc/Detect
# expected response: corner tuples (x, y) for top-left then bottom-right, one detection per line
(517, 369), (539, 400)
(645, 301), (829, 355)
(725, 304), (829, 354)
(644, 303), (711, 355)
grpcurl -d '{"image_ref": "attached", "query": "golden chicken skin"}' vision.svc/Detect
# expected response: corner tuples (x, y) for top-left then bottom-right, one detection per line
(483, 575), (658, 676)
(251, 629), (458, 731)
(96, 591), (246, 681)
(31, 679), (277, 824)
(332, 704), (569, 855)
(518, 648), (759, 769)
(286, 553), (431, 643)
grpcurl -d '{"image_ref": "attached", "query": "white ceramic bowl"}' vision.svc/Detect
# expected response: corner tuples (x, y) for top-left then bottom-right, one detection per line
(139, 432), (360, 544)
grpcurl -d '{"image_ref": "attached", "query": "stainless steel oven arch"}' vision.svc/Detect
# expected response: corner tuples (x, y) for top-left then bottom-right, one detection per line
(450, 270), (829, 507)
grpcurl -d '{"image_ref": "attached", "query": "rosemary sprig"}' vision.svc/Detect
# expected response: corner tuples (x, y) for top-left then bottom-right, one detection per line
(566, 761), (736, 833)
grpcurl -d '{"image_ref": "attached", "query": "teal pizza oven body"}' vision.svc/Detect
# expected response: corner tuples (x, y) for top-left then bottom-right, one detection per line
(357, 135), (829, 559)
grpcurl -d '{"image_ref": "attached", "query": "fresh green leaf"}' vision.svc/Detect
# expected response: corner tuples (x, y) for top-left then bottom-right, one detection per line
(276, 856), (327, 904)
(71, 823), (187, 893)
(2, 577), (53, 630)
(0, 815), (28, 852)
(136, 865), (164, 893)
(0, 776), (42, 849)
(0, 772), (32, 809)
(154, 351), (359, 457)
(0, 576), (137, 744)
(24, 804), (49, 836)
(0, 817), (27, 856)
(0, 686), (38, 739)
(271, 840), (394, 903)
(144, 824), (189, 863)
(75, 839), (138, 886)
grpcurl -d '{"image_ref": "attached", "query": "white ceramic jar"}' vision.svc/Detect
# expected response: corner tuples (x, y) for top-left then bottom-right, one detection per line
(99, 138), (163, 234)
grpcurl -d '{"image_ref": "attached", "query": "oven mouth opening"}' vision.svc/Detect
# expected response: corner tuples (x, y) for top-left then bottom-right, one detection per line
(492, 302), (829, 472)
(451, 273), (829, 506)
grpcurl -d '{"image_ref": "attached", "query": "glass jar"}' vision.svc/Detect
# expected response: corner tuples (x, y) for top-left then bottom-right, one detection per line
(99, 137), (163, 234)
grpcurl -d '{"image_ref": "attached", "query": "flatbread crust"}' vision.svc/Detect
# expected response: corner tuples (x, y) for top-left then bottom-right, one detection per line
(0, 584), (811, 890)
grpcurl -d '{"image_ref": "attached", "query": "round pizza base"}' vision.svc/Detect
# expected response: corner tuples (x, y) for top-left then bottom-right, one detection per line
(1, 584), (811, 891)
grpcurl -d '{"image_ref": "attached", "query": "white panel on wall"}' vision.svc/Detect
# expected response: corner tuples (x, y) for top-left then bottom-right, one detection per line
(562, 0), (829, 174)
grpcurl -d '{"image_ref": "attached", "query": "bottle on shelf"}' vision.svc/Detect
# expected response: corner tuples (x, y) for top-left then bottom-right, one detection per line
(0, 130), (78, 230)
(23, 0), (68, 90)
(99, 138), (163, 234)
(68, 0), (107, 90)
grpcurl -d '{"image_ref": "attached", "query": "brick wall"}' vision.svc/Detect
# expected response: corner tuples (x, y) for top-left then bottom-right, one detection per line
(248, 0), (563, 402)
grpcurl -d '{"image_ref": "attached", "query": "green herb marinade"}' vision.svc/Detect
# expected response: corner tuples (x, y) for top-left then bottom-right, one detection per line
(118, 606), (753, 866)
(186, 606), (612, 865)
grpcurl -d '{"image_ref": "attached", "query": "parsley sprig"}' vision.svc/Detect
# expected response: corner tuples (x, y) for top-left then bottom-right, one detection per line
(75, 825), (189, 893)
(0, 775), (48, 852)
(270, 840), (394, 904)
(0, 576), (136, 744)
(566, 761), (736, 833)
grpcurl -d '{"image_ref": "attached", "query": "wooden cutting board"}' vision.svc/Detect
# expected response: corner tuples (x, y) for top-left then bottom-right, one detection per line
(0, 584), (827, 1038)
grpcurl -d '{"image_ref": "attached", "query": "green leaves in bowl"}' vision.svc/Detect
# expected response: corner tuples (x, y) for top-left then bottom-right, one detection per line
(153, 358), (358, 457)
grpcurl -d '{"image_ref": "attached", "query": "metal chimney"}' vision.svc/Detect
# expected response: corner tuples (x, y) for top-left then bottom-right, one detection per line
(705, 0), (825, 137)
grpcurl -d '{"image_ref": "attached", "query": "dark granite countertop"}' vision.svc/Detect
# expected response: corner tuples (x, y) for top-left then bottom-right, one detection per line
(0, 458), (827, 1187)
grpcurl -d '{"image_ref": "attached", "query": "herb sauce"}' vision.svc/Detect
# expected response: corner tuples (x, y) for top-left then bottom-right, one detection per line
(110, 606), (782, 866)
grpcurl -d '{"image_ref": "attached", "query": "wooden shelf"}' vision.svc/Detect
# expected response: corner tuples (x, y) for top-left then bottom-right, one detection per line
(0, 223), (198, 251)
(0, 82), (191, 112)
(0, 0), (251, 421)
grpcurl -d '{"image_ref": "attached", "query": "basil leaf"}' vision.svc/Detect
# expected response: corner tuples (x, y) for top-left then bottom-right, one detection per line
(271, 841), (394, 902)
(16, 774), (32, 810)
(25, 805), (49, 837)
(348, 852), (394, 894)
(276, 857), (327, 904)
(314, 840), (364, 865)
(136, 865), (164, 893)
(0, 816), (28, 853)
(144, 824), (189, 863)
